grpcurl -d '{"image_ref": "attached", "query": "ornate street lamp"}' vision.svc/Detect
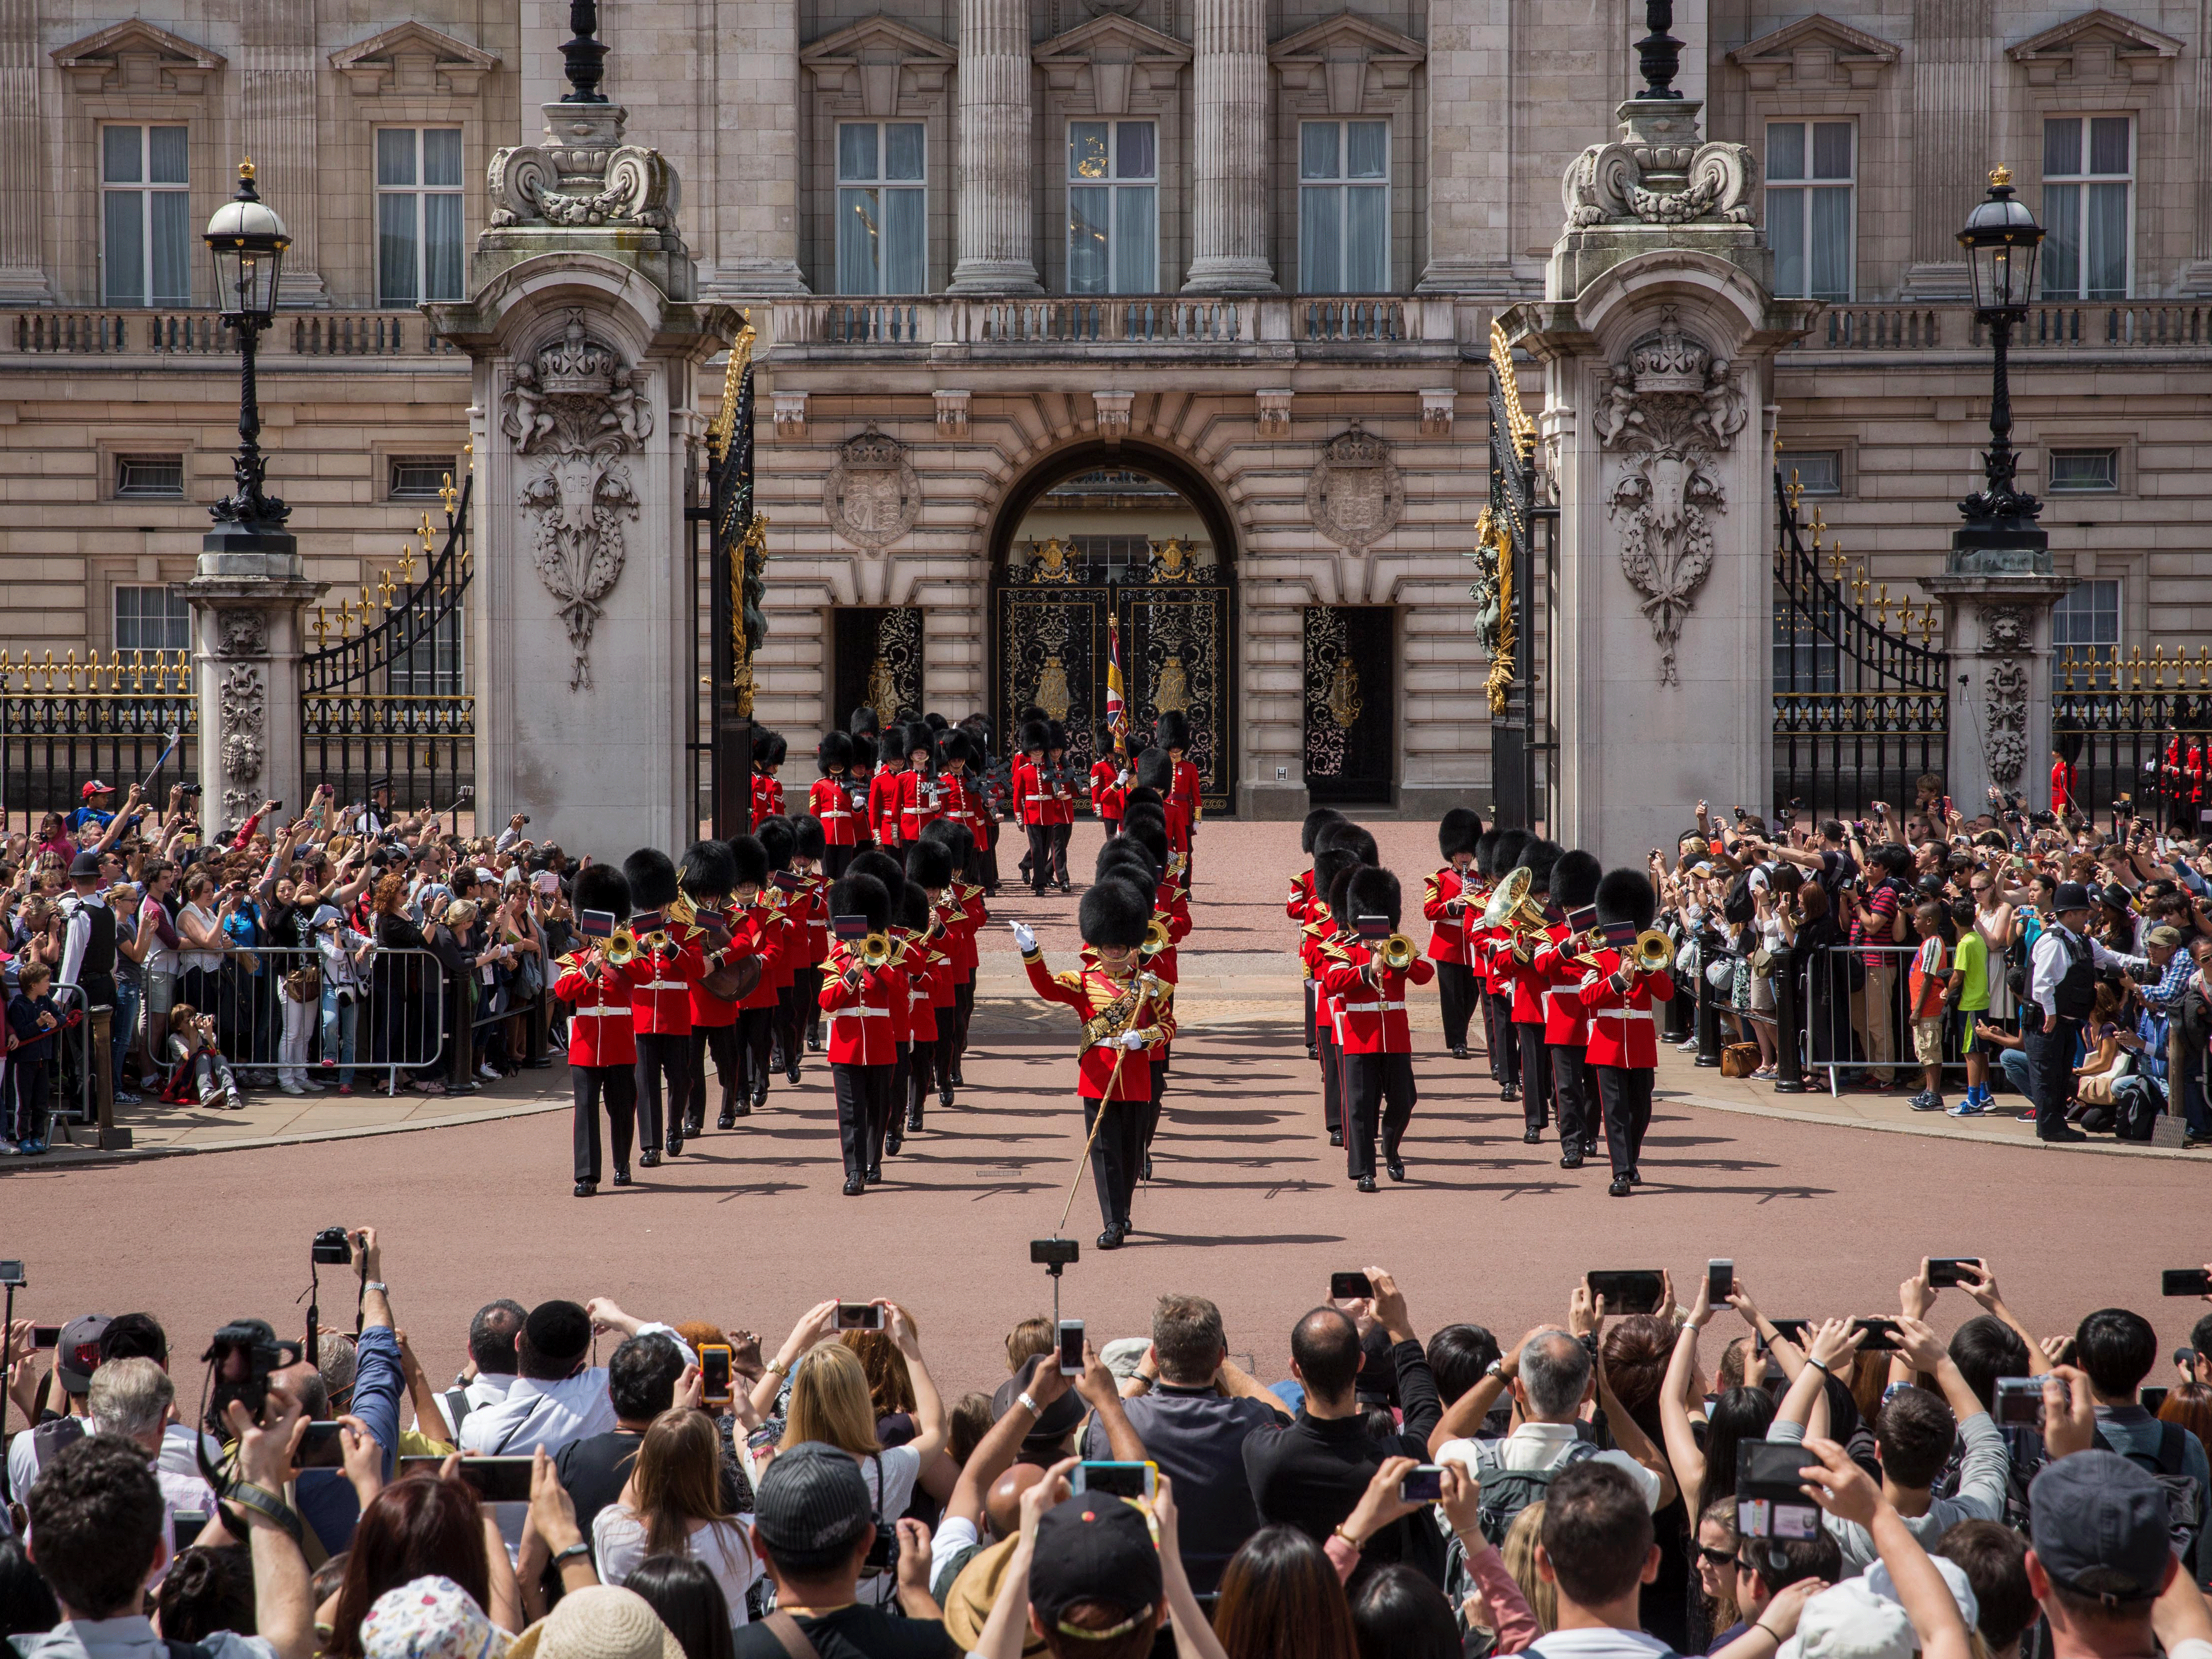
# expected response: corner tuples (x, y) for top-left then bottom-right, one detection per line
(1953, 164), (2047, 565)
(204, 159), (293, 549)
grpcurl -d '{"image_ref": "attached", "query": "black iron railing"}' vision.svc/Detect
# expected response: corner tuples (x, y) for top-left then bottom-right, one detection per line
(1, 651), (197, 828)
(2051, 645), (2212, 830)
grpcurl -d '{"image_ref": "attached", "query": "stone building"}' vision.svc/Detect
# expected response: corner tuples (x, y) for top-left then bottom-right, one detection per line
(2, 0), (2209, 820)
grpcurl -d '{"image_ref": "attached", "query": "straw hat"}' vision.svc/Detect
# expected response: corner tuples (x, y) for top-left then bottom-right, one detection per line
(506, 1587), (683, 1659)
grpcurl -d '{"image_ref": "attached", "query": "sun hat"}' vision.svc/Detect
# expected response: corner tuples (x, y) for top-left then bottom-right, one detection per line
(506, 1586), (682, 1659)
(362, 1576), (510, 1659)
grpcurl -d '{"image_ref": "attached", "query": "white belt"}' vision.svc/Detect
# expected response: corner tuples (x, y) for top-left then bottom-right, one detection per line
(820, 807), (849, 818)
(571, 1005), (632, 1019)
(1089, 1037), (1144, 1051)
(1340, 1000), (1405, 1013)
(642, 980), (687, 993)
(1592, 1008), (1654, 1022)
(834, 1006), (889, 1018)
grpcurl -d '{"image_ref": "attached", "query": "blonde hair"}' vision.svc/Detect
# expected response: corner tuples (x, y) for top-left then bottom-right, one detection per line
(841, 1304), (917, 1417)
(778, 1341), (882, 1456)
(1502, 1501), (1556, 1633)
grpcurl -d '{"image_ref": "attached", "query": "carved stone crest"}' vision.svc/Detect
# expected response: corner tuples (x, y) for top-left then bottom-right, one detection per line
(503, 309), (649, 691)
(216, 662), (265, 826)
(1306, 424), (1404, 552)
(1598, 309), (1746, 685)
(486, 104), (682, 238)
(1562, 103), (1759, 228)
(1985, 657), (2029, 787)
(1983, 603), (2033, 655)
(823, 429), (921, 549)
(216, 609), (268, 658)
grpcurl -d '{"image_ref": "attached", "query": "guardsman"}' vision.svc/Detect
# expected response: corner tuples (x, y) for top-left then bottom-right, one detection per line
(870, 724), (909, 851)
(1321, 866), (1433, 1192)
(897, 725), (945, 844)
(1577, 868), (1675, 1197)
(1501, 839), (1564, 1146)
(1012, 878), (1176, 1250)
(674, 839), (745, 1153)
(1136, 748), (1187, 864)
(621, 847), (707, 1171)
(1107, 817), (1186, 1179)
(725, 834), (786, 1118)
(752, 731), (787, 823)
(793, 817), (832, 1054)
(819, 872), (906, 1195)
(1040, 722), (1077, 892)
(848, 730), (880, 851)
(899, 837), (956, 1135)
(1156, 712), (1203, 880)
(1474, 828), (1532, 1100)
(923, 818), (987, 1097)
(1531, 849), (1604, 1170)
(1307, 824), (1376, 1147)
(810, 732), (860, 878)
(1291, 809), (1346, 1059)
(553, 863), (639, 1196)
(1014, 721), (1053, 896)
(1424, 808), (1483, 1060)
(757, 817), (808, 1098)
(1091, 731), (1128, 839)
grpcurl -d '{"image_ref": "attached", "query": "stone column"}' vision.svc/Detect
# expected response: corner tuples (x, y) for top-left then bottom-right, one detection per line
(1508, 96), (1818, 861)
(947, 0), (1040, 293)
(1184, 0), (1274, 292)
(427, 99), (739, 854)
(237, 0), (327, 307)
(0, 0), (51, 303)
(183, 558), (321, 835)
(1923, 574), (2072, 812)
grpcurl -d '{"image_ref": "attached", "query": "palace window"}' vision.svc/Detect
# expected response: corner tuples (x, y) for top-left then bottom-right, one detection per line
(113, 584), (192, 653)
(1766, 121), (1854, 302)
(2048, 447), (2118, 492)
(1067, 120), (1157, 294)
(388, 600), (465, 697)
(1298, 120), (1388, 294)
(114, 454), (185, 499)
(2041, 116), (2131, 301)
(101, 125), (192, 308)
(836, 122), (926, 295)
(2053, 578), (2120, 686)
(388, 456), (458, 500)
(377, 127), (466, 307)
(1781, 450), (1842, 496)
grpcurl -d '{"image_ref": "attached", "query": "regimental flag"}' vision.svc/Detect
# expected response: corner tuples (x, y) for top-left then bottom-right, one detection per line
(1106, 620), (1127, 754)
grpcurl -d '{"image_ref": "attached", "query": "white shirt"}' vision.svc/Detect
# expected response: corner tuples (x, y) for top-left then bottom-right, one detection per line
(57, 894), (95, 988)
(1524, 1629), (1680, 1659)
(850, 1446), (923, 1607)
(1436, 1421), (1665, 1512)
(457, 1325), (692, 1456)
(592, 1508), (761, 1628)
(139, 898), (179, 980)
(425, 1371), (519, 1440)
(2027, 924), (2144, 1020)
(177, 902), (225, 974)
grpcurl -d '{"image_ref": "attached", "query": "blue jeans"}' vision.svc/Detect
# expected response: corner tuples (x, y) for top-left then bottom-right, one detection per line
(320, 987), (359, 1086)
(2181, 1062), (2211, 1139)
(112, 978), (141, 1091)
(1996, 1047), (2033, 1098)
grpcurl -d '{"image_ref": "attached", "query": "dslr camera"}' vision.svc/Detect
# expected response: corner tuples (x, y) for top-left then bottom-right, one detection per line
(203, 1319), (302, 1427)
(311, 1226), (353, 1265)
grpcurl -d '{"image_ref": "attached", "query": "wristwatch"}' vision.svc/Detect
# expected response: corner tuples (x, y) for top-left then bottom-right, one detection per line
(552, 1541), (592, 1567)
(1484, 1358), (1509, 1382)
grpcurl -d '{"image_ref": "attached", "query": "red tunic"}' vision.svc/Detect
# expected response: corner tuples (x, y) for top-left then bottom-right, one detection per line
(818, 950), (906, 1066)
(809, 775), (860, 846)
(1320, 955), (1435, 1054)
(627, 927), (707, 1037)
(1575, 949), (1675, 1068)
(1012, 756), (1044, 826)
(732, 899), (787, 1009)
(554, 952), (637, 1067)
(897, 770), (946, 843)
(1423, 867), (1470, 965)
(939, 773), (992, 849)
(1090, 759), (1126, 821)
(1169, 758), (1203, 830)
(1530, 928), (1594, 1046)
(753, 773), (784, 822)
(894, 933), (944, 1041)
(1039, 764), (1076, 826)
(1021, 953), (1176, 1100)
(1506, 922), (1563, 1024)
(2050, 757), (2074, 815)
(687, 902), (759, 1028)
(869, 767), (906, 848)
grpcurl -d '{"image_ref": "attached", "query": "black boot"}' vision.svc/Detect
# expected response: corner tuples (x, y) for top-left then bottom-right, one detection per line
(573, 1181), (597, 1197)
(1328, 1129), (1343, 1147)
(665, 1127), (684, 1156)
(1141, 1152), (1154, 1181)
(640, 1148), (661, 1168)
(1522, 1126), (1543, 1145)
(612, 1165), (632, 1187)
(951, 1065), (965, 1087)
(885, 1122), (904, 1156)
(1608, 1173), (1633, 1197)
(939, 1085), (954, 1108)
(843, 1174), (866, 1196)
(785, 1057), (801, 1086)
(718, 1107), (736, 1130)
(906, 1108), (923, 1133)
(1356, 1175), (1377, 1193)
(1385, 1144), (1406, 1182)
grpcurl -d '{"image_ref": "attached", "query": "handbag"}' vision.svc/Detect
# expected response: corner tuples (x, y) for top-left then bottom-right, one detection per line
(1720, 1041), (1761, 1078)
(284, 962), (322, 1003)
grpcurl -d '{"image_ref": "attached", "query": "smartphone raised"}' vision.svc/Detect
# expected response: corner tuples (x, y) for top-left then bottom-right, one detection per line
(1736, 1440), (1821, 1540)
(699, 1343), (733, 1408)
(1586, 1270), (1665, 1316)
(401, 1454), (537, 1503)
(1850, 1317), (1904, 1353)
(1072, 1460), (1158, 1502)
(1758, 1319), (1814, 1355)
(1993, 1375), (2045, 1428)
(172, 1512), (209, 1554)
(836, 1302), (885, 1331)
(2161, 1268), (2212, 1297)
(1330, 1271), (1374, 1301)
(1707, 1260), (1735, 1307)
(31, 1324), (63, 1349)
(1057, 1319), (1086, 1377)
(1399, 1464), (1445, 1503)
(2142, 1385), (2170, 1415)
(293, 1420), (348, 1469)
(1927, 1258), (1983, 1290)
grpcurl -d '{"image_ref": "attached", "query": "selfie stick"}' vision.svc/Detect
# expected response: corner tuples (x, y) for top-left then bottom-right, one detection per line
(1057, 974), (1154, 1231)
(138, 728), (184, 794)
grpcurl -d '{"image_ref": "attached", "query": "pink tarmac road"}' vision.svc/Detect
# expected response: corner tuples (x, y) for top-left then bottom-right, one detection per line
(3, 819), (2207, 1400)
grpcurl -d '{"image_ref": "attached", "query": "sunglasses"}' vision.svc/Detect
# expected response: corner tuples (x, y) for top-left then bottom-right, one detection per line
(1695, 1544), (1737, 1569)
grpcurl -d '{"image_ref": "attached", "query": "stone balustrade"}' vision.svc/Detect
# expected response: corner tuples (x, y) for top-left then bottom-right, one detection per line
(763, 293), (1453, 357)
(5, 309), (465, 360)
(1788, 300), (2212, 356)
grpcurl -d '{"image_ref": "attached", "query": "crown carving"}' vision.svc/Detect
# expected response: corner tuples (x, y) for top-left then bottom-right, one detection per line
(535, 311), (619, 395)
(842, 428), (905, 469)
(1628, 309), (1711, 394)
(1325, 423), (1389, 467)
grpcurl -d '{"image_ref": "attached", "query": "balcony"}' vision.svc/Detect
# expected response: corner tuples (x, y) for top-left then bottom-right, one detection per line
(3, 309), (465, 364)
(1784, 300), (2212, 361)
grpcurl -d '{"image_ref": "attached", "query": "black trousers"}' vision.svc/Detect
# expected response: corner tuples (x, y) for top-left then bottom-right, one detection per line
(1514, 1022), (1552, 1130)
(686, 1022), (740, 1129)
(633, 1032), (689, 1153)
(832, 1062), (893, 1179)
(736, 1005), (774, 1098)
(1141, 1046), (1172, 1150)
(1437, 962), (1477, 1051)
(2026, 1017), (2081, 1139)
(1548, 1041), (1594, 1150)
(772, 983), (803, 1069)
(822, 844), (855, 879)
(1304, 978), (1318, 1053)
(572, 1064), (637, 1182)
(1048, 822), (1072, 885)
(951, 981), (975, 1060)
(1084, 1095), (1144, 1228)
(788, 971), (822, 1064)
(1596, 1064), (1655, 1176)
(1485, 990), (1521, 1087)
(1343, 1051), (1416, 1178)
(906, 1034), (939, 1125)
(1319, 1027), (1343, 1133)
(1026, 823), (1053, 892)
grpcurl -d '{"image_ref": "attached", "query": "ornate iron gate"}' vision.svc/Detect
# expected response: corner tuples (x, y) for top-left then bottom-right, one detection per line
(2052, 646), (2212, 829)
(300, 471), (475, 812)
(1303, 605), (1394, 804)
(1770, 470), (1949, 819)
(1477, 319), (1541, 827)
(994, 539), (1234, 814)
(697, 314), (768, 835)
(832, 606), (925, 726)
(2, 650), (196, 826)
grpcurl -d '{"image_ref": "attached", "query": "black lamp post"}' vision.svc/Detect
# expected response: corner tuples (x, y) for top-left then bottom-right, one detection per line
(204, 159), (293, 551)
(1953, 164), (2047, 564)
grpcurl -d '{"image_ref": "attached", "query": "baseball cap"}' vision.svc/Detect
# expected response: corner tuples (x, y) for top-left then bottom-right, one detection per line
(2053, 881), (2093, 913)
(56, 1314), (114, 1394)
(82, 780), (113, 798)
(990, 1354), (1088, 1461)
(1028, 1492), (1162, 1630)
(2146, 924), (2182, 948)
(753, 1440), (873, 1555)
(2028, 1449), (2176, 1605)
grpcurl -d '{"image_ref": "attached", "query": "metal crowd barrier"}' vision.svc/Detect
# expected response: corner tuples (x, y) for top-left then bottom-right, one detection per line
(1798, 941), (1973, 1098)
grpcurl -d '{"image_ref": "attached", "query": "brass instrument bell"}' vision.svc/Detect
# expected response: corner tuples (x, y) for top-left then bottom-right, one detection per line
(858, 931), (893, 969)
(1380, 932), (1420, 970)
(1630, 929), (1674, 974)
(1479, 866), (1547, 936)
(1140, 917), (1172, 957)
(602, 926), (640, 967)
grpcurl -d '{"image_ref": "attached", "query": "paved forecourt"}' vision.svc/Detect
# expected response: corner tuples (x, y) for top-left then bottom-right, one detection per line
(2, 818), (2206, 1403)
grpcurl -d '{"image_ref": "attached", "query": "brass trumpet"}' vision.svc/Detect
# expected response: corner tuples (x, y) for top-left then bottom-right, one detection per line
(1629, 929), (1674, 975)
(857, 931), (893, 969)
(1379, 932), (1420, 970)
(1140, 917), (1172, 958)
(602, 926), (640, 967)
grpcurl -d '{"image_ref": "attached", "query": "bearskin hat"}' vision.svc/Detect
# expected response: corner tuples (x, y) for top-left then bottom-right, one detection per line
(1120, 817), (1169, 876)
(573, 863), (632, 922)
(818, 731), (854, 774)
(1551, 849), (1603, 913)
(1018, 720), (1051, 757)
(1154, 710), (1192, 752)
(679, 839), (737, 901)
(900, 724), (935, 762)
(1079, 877), (1150, 950)
(829, 873), (890, 934)
(1438, 808), (1483, 863)
(1473, 828), (1504, 880)
(848, 850), (905, 891)
(1326, 860), (1361, 926)
(1490, 828), (1534, 879)
(1302, 807), (1346, 856)
(938, 728), (977, 770)
(892, 879), (932, 934)
(1595, 868), (1658, 932)
(924, 712), (949, 733)
(1097, 839), (1158, 886)
(1016, 703), (1047, 727)
(622, 847), (678, 910)
(753, 730), (787, 769)
(793, 815), (826, 860)
(1314, 844), (1361, 918)
(756, 816), (796, 873)
(1045, 720), (1067, 752)
(1346, 865), (1403, 932)
(1121, 785), (1164, 815)
(727, 835), (771, 892)
(903, 837), (954, 891)
(920, 816), (971, 875)
(1135, 747), (1174, 793)
(851, 732), (879, 773)
(1317, 820), (1379, 870)
(848, 705), (882, 739)
(1515, 838), (1563, 894)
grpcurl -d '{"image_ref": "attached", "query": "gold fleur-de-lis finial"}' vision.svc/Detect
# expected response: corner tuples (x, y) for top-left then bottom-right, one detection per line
(439, 472), (458, 516)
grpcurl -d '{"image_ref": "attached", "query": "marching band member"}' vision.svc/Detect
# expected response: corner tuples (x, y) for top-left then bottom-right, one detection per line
(1014, 721), (1053, 896)
(1040, 722), (1077, 893)
(757, 817), (807, 1097)
(1012, 879), (1176, 1250)
(848, 730), (881, 851)
(621, 847), (706, 1171)
(1135, 748), (1187, 866)
(819, 872), (906, 1195)
(1501, 839), (1564, 1146)
(900, 838), (957, 1133)
(1292, 809), (1346, 1059)
(1424, 808), (1483, 1060)
(1090, 729), (1128, 838)
(553, 863), (640, 1195)
(925, 817), (988, 1098)
(1530, 849), (1603, 1169)
(1474, 828), (1532, 1100)
(870, 723), (909, 851)
(1320, 866), (1433, 1192)
(674, 839), (745, 1152)
(1307, 826), (1374, 1147)
(1576, 868), (1674, 1197)
(810, 732), (861, 878)
(726, 834), (786, 1117)
(789, 816), (832, 1061)
(752, 731), (787, 822)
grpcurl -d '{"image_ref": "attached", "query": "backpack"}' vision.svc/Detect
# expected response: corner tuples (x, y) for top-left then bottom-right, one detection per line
(2109, 1074), (2162, 1142)
(1475, 1438), (1600, 1546)
(1721, 873), (1757, 926)
(2093, 1422), (2202, 1571)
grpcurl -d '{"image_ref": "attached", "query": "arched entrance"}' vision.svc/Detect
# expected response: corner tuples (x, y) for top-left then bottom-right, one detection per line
(988, 442), (1239, 815)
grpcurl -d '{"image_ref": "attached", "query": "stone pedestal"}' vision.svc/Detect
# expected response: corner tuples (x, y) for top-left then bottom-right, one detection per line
(1922, 566), (2074, 813)
(182, 545), (322, 837)
(1508, 98), (1819, 862)
(428, 101), (738, 857)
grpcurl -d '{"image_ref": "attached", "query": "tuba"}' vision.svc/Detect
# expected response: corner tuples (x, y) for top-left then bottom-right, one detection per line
(1480, 866), (1548, 940)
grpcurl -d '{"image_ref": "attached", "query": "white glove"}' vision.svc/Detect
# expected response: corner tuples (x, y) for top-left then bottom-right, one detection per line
(1120, 1029), (1146, 1050)
(1010, 921), (1037, 953)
